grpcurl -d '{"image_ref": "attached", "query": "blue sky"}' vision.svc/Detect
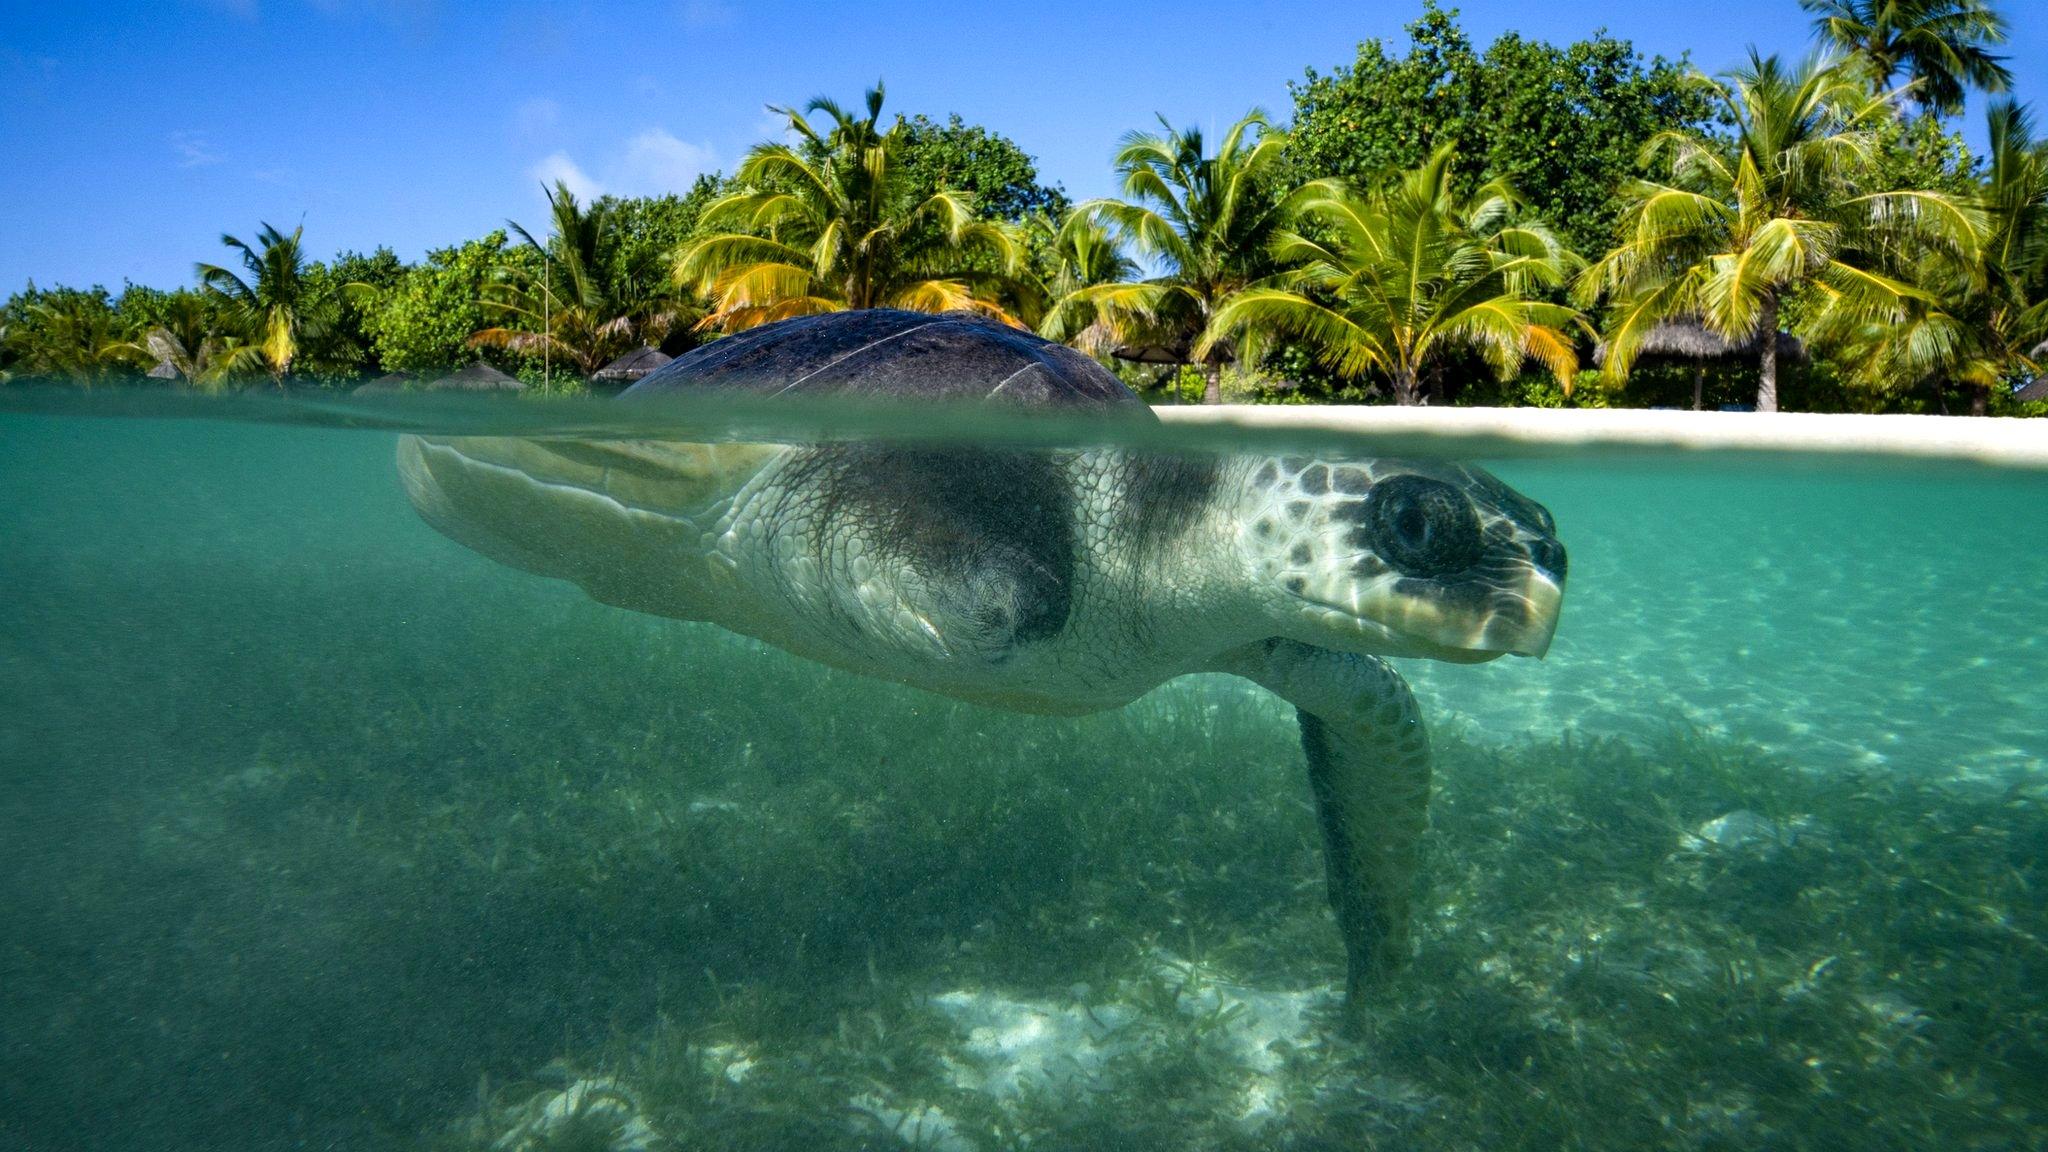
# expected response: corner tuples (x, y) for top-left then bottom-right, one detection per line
(3, 0), (2042, 292)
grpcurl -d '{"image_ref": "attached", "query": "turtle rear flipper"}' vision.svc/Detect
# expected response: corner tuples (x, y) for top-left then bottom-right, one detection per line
(1213, 639), (1433, 1015)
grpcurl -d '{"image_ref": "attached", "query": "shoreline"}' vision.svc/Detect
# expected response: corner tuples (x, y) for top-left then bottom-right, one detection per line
(1154, 405), (2048, 470)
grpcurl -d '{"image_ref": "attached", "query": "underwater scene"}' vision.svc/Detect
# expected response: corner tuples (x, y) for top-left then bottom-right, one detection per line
(3, 400), (2046, 1152)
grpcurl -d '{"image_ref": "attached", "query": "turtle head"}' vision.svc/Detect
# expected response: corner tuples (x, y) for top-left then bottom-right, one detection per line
(1234, 456), (1566, 663)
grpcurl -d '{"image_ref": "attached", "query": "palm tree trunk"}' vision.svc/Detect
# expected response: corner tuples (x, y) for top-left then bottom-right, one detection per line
(1968, 382), (1988, 417)
(1393, 366), (1420, 406)
(1692, 362), (1705, 411)
(1755, 295), (1780, 413)
(1202, 362), (1223, 405)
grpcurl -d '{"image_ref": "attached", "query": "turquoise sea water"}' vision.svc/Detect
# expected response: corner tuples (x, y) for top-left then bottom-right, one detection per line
(2, 402), (2044, 1151)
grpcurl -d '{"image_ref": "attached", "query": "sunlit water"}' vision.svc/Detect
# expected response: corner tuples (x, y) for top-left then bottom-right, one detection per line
(3, 396), (2044, 1151)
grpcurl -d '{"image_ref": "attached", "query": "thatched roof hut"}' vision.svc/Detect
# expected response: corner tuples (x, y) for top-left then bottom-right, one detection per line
(592, 346), (672, 386)
(2016, 375), (2048, 403)
(145, 359), (181, 381)
(1593, 317), (1807, 410)
(1592, 317), (1808, 367)
(424, 362), (524, 392)
(1110, 343), (1187, 366)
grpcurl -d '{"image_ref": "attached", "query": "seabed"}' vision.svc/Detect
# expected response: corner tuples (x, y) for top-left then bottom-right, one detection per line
(2, 409), (2043, 1151)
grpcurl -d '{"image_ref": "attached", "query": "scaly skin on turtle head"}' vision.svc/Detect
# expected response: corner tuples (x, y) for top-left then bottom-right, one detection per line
(1228, 454), (1566, 664)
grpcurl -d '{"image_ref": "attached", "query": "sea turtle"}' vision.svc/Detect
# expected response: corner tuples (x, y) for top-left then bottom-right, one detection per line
(397, 309), (1566, 1008)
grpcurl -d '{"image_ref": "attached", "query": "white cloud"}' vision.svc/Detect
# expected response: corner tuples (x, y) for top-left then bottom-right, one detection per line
(170, 130), (222, 168)
(530, 151), (603, 201)
(526, 127), (715, 204)
(615, 128), (714, 195)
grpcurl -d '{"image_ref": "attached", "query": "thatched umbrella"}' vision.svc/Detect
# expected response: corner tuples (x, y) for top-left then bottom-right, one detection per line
(1106, 342), (1197, 403)
(2016, 342), (2048, 403)
(350, 371), (415, 396)
(1110, 342), (1187, 366)
(2015, 346), (2047, 404)
(424, 361), (524, 392)
(591, 346), (672, 387)
(1594, 318), (1807, 410)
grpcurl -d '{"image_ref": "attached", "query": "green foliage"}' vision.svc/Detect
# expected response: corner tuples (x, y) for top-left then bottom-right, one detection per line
(1814, 99), (2047, 411)
(677, 84), (1028, 330)
(120, 286), (264, 391)
(0, 283), (134, 383)
(1051, 110), (1306, 402)
(894, 114), (1073, 323)
(593, 178), (727, 336)
(894, 113), (1070, 223)
(1576, 53), (1984, 412)
(1800, 0), (2013, 115)
(472, 182), (699, 377)
(2, 21), (2041, 416)
(1201, 148), (1584, 405)
(196, 222), (337, 382)
(1285, 3), (1712, 256)
(1868, 105), (1981, 194)
(364, 231), (530, 373)
(302, 247), (406, 378)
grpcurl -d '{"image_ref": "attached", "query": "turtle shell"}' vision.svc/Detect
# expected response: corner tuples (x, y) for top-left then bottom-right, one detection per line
(623, 309), (1151, 414)
(615, 310), (1172, 652)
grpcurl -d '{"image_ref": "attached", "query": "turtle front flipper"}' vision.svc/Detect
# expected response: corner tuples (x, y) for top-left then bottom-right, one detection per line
(1212, 638), (1432, 1013)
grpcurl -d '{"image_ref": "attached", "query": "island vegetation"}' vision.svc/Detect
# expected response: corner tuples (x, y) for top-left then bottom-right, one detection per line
(2, 0), (2041, 415)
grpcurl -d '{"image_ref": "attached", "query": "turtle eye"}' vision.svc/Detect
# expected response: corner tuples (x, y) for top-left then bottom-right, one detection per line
(1366, 475), (1484, 577)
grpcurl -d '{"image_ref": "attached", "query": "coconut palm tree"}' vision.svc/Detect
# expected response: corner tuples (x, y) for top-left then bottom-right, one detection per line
(470, 181), (694, 380)
(1813, 98), (2047, 412)
(196, 223), (332, 383)
(1799, 0), (2011, 116)
(1199, 148), (1582, 405)
(1576, 52), (1982, 412)
(136, 291), (264, 392)
(1048, 110), (1309, 403)
(8, 293), (132, 385)
(676, 83), (1025, 331)
(1032, 213), (1140, 353)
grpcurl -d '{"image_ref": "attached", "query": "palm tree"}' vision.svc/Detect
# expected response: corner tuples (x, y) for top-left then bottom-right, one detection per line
(1577, 53), (1982, 412)
(1047, 110), (1308, 403)
(1032, 213), (1139, 353)
(1813, 98), (2047, 412)
(136, 292), (263, 392)
(676, 83), (1025, 331)
(470, 181), (693, 380)
(197, 223), (331, 383)
(8, 293), (132, 385)
(1799, 0), (2011, 116)
(1200, 149), (1582, 405)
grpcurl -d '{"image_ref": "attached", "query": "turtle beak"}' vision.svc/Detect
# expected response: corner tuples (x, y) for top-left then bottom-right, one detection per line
(1508, 566), (1564, 658)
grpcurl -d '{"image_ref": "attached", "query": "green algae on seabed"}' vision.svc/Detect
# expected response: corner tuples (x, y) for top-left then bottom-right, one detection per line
(1, 411), (2045, 1152)
(411, 723), (2047, 1152)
